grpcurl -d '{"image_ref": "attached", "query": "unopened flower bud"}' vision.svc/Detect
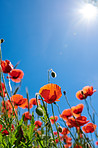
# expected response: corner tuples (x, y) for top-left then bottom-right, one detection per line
(51, 70), (57, 78)
(36, 107), (43, 116)
(0, 39), (4, 44)
(63, 91), (66, 95)
(57, 126), (62, 133)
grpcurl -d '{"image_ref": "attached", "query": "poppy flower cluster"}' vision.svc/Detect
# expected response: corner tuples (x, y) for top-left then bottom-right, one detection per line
(39, 83), (62, 104)
(76, 86), (96, 100)
(0, 54), (97, 148)
(0, 124), (9, 135)
(60, 103), (84, 121)
(66, 116), (89, 128)
(53, 127), (72, 147)
(0, 124), (14, 135)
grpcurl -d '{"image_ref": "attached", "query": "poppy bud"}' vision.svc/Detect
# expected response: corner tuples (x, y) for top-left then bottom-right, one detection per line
(36, 107), (43, 116)
(0, 39), (4, 44)
(51, 70), (57, 78)
(63, 91), (66, 95)
(57, 126), (62, 133)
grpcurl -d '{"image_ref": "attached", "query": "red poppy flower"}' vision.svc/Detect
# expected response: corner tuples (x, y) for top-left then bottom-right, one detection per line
(34, 121), (42, 128)
(96, 141), (98, 145)
(2, 100), (17, 118)
(83, 86), (96, 96)
(82, 123), (97, 133)
(76, 90), (87, 100)
(60, 109), (72, 121)
(66, 116), (89, 128)
(61, 128), (70, 135)
(53, 131), (58, 135)
(63, 135), (72, 147)
(76, 86), (96, 100)
(55, 138), (59, 143)
(19, 98), (33, 109)
(1, 60), (13, 73)
(11, 124), (14, 131)
(2, 130), (9, 135)
(74, 144), (82, 148)
(0, 124), (9, 135)
(8, 69), (24, 83)
(30, 98), (40, 106)
(2, 100), (13, 113)
(0, 83), (6, 97)
(39, 83), (62, 104)
(11, 94), (26, 107)
(71, 104), (84, 117)
(50, 116), (58, 124)
(22, 112), (32, 121)
(64, 145), (69, 148)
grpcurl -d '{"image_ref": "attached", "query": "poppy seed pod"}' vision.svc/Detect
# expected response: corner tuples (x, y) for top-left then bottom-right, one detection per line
(57, 126), (62, 132)
(0, 39), (4, 44)
(36, 107), (43, 116)
(63, 91), (66, 95)
(51, 70), (57, 78)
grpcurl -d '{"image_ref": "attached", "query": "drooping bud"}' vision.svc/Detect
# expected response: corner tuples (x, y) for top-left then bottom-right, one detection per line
(0, 39), (4, 44)
(36, 107), (43, 116)
(63, 91), (66, 95)
(51, 70), (57, 78)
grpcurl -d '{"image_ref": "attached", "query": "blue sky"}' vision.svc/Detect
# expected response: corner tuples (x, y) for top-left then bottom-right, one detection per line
(0, 0), (98, 138)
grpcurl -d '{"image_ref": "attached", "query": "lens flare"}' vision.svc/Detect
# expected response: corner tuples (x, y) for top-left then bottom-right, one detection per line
(79, 3), (98, 21)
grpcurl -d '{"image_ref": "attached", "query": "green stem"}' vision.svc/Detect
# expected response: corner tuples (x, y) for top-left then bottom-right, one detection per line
(51, 103), (62, 147)
(26, 87), (30, 113)
(48, 69), (50, 83)
(85, 99), (93, 122)
(54, 102), (77, 143)
(41, 98), (57, 148)
(89, 96), (98, 117)
(0, 42), (8, 125)
(2, 73), (18, 123)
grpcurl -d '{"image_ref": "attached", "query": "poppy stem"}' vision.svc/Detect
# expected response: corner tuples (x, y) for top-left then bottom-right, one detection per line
(63, 93), (72, 109)
(51, 103), (63, 147)
(35, 93), (39, 108)
(2, 73), (18, 123)
(54, 102), (78, 144)
(26, 87), (30, 113)
(48, 69), (51, 83)
(89, 96), (98, 117)
(0, 41), (2, 86)
(8, 76), (12, 96)
(85, 99), (98, 138)
(0, 41), (8, 125)
(41, 98), (57, 148)
(85, 99), (93, 122)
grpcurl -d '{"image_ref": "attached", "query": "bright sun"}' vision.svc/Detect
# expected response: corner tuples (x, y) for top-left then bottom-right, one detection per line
(79, 3), (98, 21)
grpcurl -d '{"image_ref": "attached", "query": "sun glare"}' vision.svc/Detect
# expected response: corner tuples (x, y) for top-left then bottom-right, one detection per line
(79, 3), (98, 21)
